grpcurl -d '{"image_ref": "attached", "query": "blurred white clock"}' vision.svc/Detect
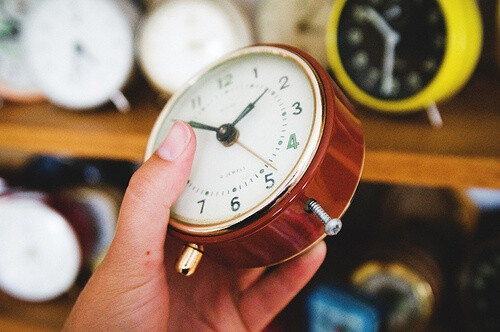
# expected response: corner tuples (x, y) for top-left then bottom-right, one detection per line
(256, 0), (334, 67)
(137, 0), (253, 97)
(0, 0), (43, 104)
(22, 0), (135, 111)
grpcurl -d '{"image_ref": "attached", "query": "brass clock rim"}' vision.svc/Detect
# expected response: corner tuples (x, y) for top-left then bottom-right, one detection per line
(145, 44), (326, 236)
(351, 261), (435, 327)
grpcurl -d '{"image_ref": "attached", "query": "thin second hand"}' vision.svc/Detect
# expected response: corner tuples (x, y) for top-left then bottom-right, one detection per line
(235, 140), (277, 171)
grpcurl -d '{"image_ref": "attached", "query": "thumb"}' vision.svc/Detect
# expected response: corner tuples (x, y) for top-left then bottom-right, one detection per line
(105, 121), (196, 269)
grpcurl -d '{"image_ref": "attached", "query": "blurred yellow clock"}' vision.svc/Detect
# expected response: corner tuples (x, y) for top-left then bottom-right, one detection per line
(326, 0), (483, 114)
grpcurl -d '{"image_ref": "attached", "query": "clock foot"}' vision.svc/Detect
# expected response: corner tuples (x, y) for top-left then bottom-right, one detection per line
(305, 199), (342, 236)
(425, 102), (443, 128)
(176, 243), (204, 276)
(110, 90), (130, 113)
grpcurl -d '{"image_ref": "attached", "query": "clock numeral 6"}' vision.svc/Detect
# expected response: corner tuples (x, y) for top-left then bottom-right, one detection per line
(197, 199), (205, 214)
(218, 73), (233, 89)
(292, 101), (302, 115)
(287, 133), (300, 150)
(231, 196), (240, 212)
(265, 173), (275, 189)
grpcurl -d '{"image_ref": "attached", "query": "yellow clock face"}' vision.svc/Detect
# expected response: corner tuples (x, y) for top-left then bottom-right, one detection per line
(326, 0), (483, 113)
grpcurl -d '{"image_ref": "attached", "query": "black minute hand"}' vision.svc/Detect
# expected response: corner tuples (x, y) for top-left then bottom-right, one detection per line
(188, 121), (218, 132)
(232, 88), (269, 125)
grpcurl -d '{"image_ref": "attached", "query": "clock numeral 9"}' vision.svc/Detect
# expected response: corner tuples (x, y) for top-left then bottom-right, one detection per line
(218, 73), (233, 89)
(231, 196), (240, 212)
(279, 76), (290, 90)
(265, 173), (275, 189)
(292, 101), (302, 115)
(197, 199), (205, 214)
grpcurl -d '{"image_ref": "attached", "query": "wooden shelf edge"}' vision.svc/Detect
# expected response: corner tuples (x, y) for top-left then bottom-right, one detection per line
(363, 150), (500, 189)
(0, 316), (58, 332)
(0, 123), (147, 162)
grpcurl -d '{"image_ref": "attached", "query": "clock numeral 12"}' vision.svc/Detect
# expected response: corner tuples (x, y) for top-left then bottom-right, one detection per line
(218, 73), (233, 89)
(287, 133), (300, 149)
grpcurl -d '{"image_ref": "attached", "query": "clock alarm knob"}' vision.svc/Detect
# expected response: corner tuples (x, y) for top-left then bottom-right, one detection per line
(176, 243), (204, 277)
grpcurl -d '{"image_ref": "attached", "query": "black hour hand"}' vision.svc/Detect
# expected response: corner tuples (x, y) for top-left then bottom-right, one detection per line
(188, 121), (218, 132)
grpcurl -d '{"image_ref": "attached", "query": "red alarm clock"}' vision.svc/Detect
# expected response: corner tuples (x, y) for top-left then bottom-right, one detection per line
(145, 44), (364, 275)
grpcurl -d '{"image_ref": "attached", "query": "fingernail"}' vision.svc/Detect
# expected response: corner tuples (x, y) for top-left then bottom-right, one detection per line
(156, 121), (192, 161)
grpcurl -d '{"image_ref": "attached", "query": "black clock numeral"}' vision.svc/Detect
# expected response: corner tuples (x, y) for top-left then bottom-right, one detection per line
(218, 73), (233, 89)
(197, 199), (205, 214)
(191, 96), (201, 109)
(253, 68), (258, 78)
(287, 133), (300, 150)
(265, 173), (275, 189)
(279, 76), (290, 90)
(292, 102), (302, 115)
(231, 196), (240, 212)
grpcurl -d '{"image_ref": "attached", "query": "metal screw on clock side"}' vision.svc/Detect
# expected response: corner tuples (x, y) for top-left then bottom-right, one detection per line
(306, 199), (343, 236)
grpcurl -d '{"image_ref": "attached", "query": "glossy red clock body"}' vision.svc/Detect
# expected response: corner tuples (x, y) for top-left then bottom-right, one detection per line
(167, 45), (365, 268)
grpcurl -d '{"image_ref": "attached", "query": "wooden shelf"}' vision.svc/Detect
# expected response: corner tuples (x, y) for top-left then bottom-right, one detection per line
(0, 74), (498, 188)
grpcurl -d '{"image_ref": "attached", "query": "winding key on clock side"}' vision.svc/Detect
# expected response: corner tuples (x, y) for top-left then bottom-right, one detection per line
(305, 199), (342, 236)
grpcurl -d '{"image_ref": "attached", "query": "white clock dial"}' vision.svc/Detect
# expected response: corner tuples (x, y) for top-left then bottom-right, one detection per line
(256, 0), (334, 67)
(146, 46), (323, 234)
(0, 193), (81, 302)
(0, 0), (42, 102)
(22, 0), (134, 110)
(137, 0), (253, 95)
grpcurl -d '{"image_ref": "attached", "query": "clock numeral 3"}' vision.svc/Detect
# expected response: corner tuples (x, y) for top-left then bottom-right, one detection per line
(292, 101), (302, 115)
(231, 196), (240, 212)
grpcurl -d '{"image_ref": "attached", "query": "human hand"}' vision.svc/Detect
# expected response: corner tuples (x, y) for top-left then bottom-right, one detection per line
(63, 121), (326, 331)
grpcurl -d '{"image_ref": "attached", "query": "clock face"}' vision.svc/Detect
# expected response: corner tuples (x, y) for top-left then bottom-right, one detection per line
(147, 46), (324, 234)
(0, 193), (81, 302)
(337, 0), (446, 100)
(138, 0), (252, 95)
(256, 0), (334, 67)
(0, 0), (41, 99)
(22, 0), (134, 109)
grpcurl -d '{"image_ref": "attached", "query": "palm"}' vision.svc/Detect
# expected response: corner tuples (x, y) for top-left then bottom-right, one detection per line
(165, 238), (325, 331)
(165, 239), (263, 331)
(64, 124), (326, 331)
